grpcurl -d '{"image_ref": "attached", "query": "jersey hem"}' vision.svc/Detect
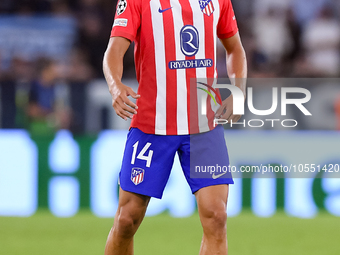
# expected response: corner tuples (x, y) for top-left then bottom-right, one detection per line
(130, 124), (218, 136)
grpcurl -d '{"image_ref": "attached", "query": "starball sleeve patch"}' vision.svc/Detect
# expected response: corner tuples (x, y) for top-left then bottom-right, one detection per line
(117, 0), (128, 15)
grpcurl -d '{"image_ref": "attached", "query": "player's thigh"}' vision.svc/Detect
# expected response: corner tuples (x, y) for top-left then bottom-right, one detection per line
(195, 184), (229, 211)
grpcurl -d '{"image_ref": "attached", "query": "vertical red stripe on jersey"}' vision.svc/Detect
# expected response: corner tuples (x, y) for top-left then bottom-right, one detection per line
(204, 13), (215, 130)
(130, 4), (157, 134)
(162, 0), (178, 135)
(179, 0), (199, 134)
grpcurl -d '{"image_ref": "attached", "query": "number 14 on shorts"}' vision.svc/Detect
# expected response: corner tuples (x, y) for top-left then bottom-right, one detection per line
(131, 141), (154, 167)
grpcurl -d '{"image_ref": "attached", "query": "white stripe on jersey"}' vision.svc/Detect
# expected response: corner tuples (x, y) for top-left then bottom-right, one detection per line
(213, 0), (220, 80)
(150, 0), (167, 135)
(191, 1), (209, 133)
(170, 0), (188, 135)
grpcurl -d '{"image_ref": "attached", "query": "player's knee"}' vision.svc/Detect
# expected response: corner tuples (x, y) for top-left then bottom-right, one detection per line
(115, 213), (138, 239)
(201, 207), (227, 234)
(210, 210), (227, 231)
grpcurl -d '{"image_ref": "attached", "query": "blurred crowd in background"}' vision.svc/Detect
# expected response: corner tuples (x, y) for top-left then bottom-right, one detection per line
(0, 0), (340, 133)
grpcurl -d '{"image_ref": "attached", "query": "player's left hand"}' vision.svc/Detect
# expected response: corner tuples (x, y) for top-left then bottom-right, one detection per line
(215, 95), (242, 123)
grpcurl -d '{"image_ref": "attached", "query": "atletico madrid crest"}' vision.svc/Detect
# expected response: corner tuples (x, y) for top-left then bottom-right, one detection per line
(199, 0), (215, 16)
(131, 167), (145, 185)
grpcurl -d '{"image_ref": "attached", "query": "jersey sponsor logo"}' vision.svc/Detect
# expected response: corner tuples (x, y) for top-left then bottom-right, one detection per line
(158, 7), (172, 13)
(169, 59), (213, 69)
(116, 0), (127, 15)
(131, 167), (145, 185)
(199, 0), (215, 16)
(180, 25), (199, 56)
(113, 18), (128, 27)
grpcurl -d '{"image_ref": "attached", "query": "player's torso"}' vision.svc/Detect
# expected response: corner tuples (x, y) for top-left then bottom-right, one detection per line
(129, 0), (229, 135)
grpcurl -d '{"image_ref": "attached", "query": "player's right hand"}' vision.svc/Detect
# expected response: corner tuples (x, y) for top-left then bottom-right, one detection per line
(110, 82), (140, 121)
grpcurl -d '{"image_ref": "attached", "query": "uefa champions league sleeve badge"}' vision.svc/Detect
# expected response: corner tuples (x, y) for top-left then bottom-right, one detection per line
(117, 0), (127, 16)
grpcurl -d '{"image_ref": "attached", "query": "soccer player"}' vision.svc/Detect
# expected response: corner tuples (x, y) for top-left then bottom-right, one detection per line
(103, 0), (247, 254)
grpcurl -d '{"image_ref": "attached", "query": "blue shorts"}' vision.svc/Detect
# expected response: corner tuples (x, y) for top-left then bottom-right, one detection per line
(119, 125), (233, 199)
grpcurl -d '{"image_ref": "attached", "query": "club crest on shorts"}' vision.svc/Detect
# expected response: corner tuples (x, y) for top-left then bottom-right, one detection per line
(199, 0), (215, 16)
(131, 167), (145, 185)
(117, 0), (127, 15)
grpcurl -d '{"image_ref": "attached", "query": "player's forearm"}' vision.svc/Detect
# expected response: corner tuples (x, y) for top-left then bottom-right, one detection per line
(226, 43), (247, 98)
(220, 33), (247, 98)
(103, 50), (123, 93)
(103, 37), (130, 94)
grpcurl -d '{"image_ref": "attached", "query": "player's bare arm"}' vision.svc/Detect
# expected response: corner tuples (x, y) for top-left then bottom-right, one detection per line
(103, 36), (140, 121)
(215, 32), (247, 122)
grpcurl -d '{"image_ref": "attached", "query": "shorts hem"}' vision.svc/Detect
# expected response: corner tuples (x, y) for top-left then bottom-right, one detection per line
(120, 184), (163, 199)
(191, 181), (234, 194)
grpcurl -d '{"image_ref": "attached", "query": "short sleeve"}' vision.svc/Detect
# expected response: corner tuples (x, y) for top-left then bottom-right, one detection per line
(110, 0), (141, 42)
(216, 0), (238, 39)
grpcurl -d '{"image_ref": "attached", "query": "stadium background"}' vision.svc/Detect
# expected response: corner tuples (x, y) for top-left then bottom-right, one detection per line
(0, 0), (340, 254)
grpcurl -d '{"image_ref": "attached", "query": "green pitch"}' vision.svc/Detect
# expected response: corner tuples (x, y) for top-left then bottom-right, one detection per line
(0, 210), (339, 255)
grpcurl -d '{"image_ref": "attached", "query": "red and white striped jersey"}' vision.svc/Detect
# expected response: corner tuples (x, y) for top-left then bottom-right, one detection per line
(111, 0), (238, 135)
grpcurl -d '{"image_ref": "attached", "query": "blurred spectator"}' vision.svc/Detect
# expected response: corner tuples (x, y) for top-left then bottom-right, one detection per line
(67, 48), (94, 82)
(0, 54), (35, 129)
(285, 8), (303, 62)
(0, 0), (73, 14)
(297, 7), (340, 77)
(76, 11), (108, 78)
(7, 57), (35, 128)
(0, 0), (14, 13)
(254, 0), (291, 16)
(252, 8), (293, 74)
(11, 57), (35, 83)
(0, 80), (17, 128)
(27, 58), (70, 135)
(67, 48), (93, 134)
(0, 53), (16, 128)
(335, 0), (340, 19)
(291, 0), (331, 27)
(74, 0), (117, 78)
(77, 0), (103, 13)
(51, 0), (72, 16)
